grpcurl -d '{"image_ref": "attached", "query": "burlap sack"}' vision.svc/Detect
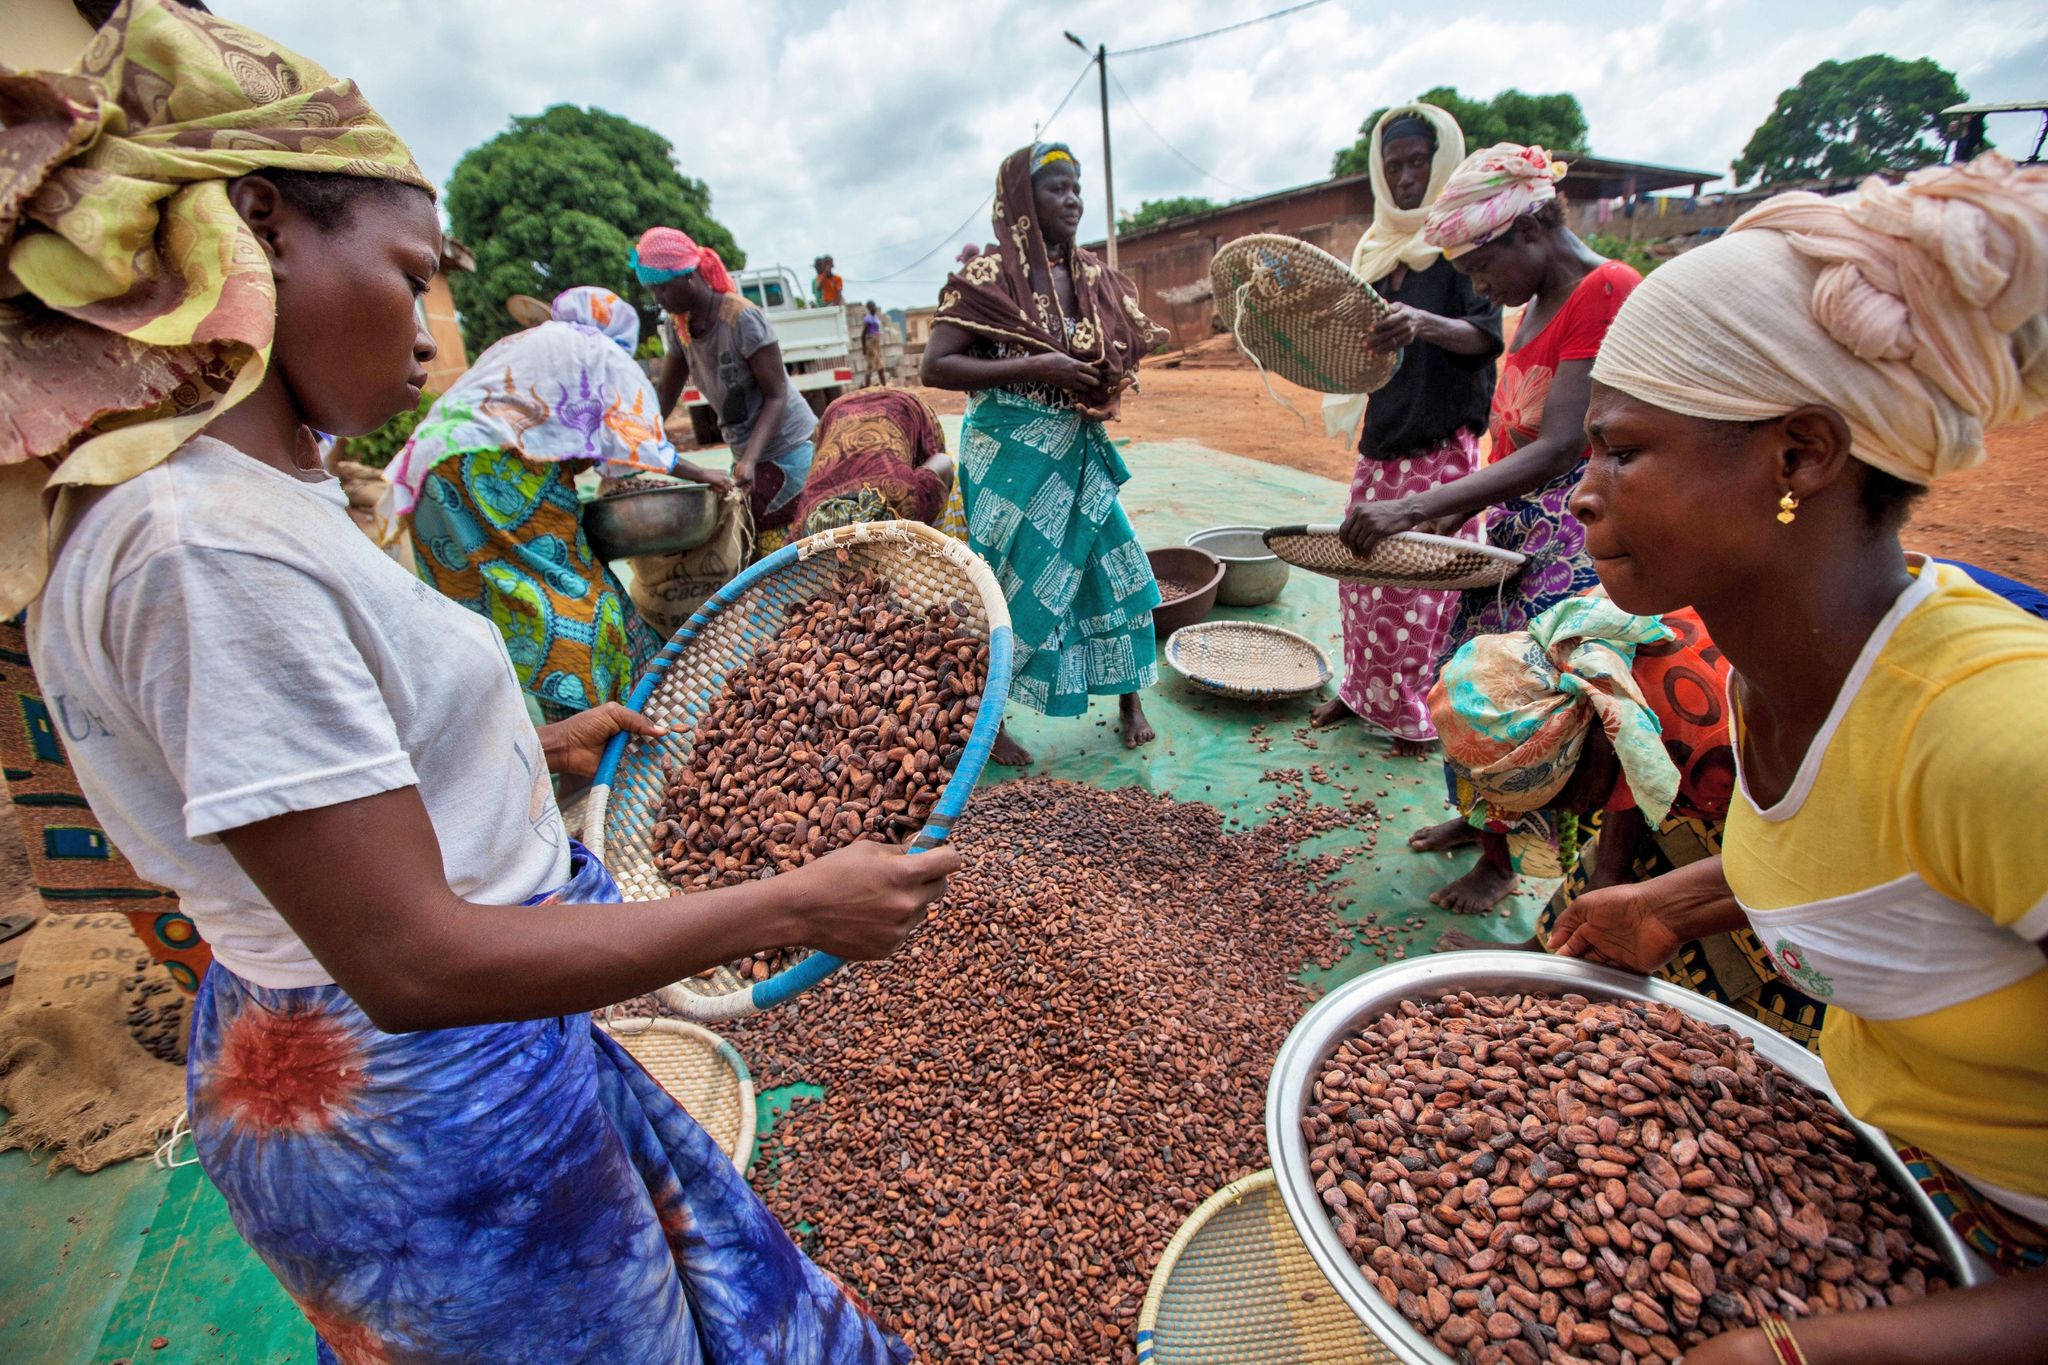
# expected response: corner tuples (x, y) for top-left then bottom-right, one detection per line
(0, 914), (187, 1172)
(627, 487), (753, 638)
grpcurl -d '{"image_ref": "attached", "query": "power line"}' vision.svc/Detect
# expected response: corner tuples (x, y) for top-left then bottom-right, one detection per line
(851, 59), (1095, 285)
(1105, 66), (1255, 197)
(1109, 0), (1329, 58)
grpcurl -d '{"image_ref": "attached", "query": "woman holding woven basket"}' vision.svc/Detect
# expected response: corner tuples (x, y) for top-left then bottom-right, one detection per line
(1548, 156), (2048, 1360)
(5, 4), (948, 1359)
(1346, 144), (1641, 866)
(921, 142), (1168, 765)
(1312, 103), (1504, 751)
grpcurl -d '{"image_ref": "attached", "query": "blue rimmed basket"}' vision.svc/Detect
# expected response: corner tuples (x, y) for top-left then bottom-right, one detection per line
(587, 519), (1013, 1021)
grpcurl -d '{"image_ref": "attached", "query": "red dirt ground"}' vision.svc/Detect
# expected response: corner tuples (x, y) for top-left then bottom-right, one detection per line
(913, 335), (2048, 585)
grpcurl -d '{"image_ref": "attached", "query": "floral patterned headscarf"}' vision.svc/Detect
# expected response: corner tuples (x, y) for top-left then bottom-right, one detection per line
(1423, 143), (1569, 260)
(933, 144), (1163, 384)
(0, 0), (432, 614)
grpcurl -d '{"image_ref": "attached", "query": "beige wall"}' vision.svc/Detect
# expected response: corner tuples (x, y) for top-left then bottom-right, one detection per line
(420, 277), (469, 393)
(1, 1), (95, 71)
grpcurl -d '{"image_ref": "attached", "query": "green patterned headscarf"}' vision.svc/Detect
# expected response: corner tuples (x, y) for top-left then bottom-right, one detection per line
(0, 0), (430, 613)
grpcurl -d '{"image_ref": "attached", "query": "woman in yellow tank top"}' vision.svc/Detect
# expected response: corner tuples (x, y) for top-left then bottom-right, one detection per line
(1547, 155), (2048, 1363)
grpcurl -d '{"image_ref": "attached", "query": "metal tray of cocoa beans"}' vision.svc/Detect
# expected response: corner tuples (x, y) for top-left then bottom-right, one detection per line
(1265, 952), (1993, 1364)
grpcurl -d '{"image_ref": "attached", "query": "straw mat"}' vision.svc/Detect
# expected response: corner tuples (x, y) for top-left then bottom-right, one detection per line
(1164, 622), (1331, 700)
(1210, 235), (1398, 395)
(1263, 526), (1525, 590)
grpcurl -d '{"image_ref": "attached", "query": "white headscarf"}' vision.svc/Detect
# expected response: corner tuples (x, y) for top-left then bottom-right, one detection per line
(1592, 154), (2048, 485)
(1323, 103), (1467, 439)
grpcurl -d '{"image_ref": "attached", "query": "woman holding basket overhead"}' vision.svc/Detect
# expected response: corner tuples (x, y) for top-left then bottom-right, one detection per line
(1550, 156), (2048, 1361)
(921, 142), (1168, 766)
(4, 3), (944, 1358)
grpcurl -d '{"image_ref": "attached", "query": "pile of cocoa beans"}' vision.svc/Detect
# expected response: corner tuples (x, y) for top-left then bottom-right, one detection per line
(1305, 992), (1950, 1364)
(727, 778), (1375, 1362)
(650, 569), (987, 980)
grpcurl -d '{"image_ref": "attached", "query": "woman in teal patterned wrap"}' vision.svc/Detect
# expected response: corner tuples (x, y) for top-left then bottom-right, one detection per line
(921, 142), (1167, 764)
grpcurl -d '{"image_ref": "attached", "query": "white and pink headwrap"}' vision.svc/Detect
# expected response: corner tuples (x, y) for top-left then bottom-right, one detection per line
(1422, 143), (1570, 260)
(1592, 154), (2048, 485)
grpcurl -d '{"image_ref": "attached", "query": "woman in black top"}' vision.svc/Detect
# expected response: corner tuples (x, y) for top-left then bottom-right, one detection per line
(1313, 107), (1503, 752)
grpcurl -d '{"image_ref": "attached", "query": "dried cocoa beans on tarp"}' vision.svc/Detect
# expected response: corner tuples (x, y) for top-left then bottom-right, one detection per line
(728, 779), (1375, 1362)
(1306, 992), (1949, 1364)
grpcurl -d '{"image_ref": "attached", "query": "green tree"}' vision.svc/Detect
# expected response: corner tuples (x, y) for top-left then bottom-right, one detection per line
(1732, 55), (1967, 188)
(1119, 196), (1221, 232)
(1333, 86), (1589, 177)
(444, 105), (744, 355)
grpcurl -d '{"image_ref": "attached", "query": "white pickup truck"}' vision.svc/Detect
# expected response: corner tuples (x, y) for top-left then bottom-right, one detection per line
(675, 265), (854, 445)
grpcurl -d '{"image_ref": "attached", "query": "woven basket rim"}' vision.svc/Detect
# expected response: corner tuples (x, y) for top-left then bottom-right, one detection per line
(596, 1015), (757, 1168)
(1209, 234), (1397, 395)
(1163, 620), (1333, 699)
(1261, 525), (1526, 590)
(585, 519), (1015, 1021)
(1138, 1169), (1277, 1332)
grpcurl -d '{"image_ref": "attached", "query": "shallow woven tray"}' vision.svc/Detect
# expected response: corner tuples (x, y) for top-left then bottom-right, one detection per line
(1210, 234), (1398, 395)
(1262, 525), (1525, 590)
(598, 1016), (756, 1169)
(1164, 621), (1332, 700)
(587, 520), (1014, 1021)
(1136, 1170), (1397, 1364)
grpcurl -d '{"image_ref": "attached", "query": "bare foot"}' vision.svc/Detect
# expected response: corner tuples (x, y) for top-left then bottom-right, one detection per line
(1409, 817), (1480, 854)
(1310, 696), (1354, 729)
(1428, 856), (1518, 915)
(991, 723), (1033, 767)
(1390, 736), (1434, 758)
(1434, 930), (1542, 953)
(1120, 694), (1155, 749)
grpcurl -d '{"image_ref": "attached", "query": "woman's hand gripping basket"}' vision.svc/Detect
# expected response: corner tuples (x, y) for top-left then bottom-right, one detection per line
(588, 520), (1013, 1020)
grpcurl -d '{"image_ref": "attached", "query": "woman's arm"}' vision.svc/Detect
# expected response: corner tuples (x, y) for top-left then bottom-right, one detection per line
(734, 341), (794, 487)
(657, 345), (689, 418)
(220, 785), (959, 1034)
(1684, 1271), (2048, 1365)
(1338, 357), (1595, 556)
(1546, 853), (1747, 971)
(1585, 804), (1646, 893)
(1364, 304), (1498, 358)
(919, 322), (1102, 394)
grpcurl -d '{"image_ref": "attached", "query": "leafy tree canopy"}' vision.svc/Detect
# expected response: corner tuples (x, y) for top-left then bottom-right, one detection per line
(1119, 196), (1222, 232)
(443, 105), (744, 354)
(1732, 55), (1968, 188)
(1333, 86), (1589, 177)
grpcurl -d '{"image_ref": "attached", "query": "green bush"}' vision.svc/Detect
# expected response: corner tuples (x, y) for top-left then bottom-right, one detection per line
(336, 390), (438, 470)
(1585, 234), (1662, 276)
(636, 333), (665, 361)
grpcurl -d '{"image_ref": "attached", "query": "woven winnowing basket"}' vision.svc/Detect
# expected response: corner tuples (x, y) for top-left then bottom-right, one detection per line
(1210, 234), (1399, 396)
(587, 520), (1014, 1021)
(1135, 1170), (1398, 1364)
(1164, 621), (1332, 700)
(1262, 526), (1526, 590)
(597, 1016), (756, 1169)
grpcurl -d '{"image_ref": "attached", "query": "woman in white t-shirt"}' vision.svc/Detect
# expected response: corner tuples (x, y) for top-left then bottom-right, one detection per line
(6, 5), (940, 1360)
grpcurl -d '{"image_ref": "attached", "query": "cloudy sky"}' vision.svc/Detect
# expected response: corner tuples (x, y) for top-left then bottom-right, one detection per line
(236, 0), (2048, 310)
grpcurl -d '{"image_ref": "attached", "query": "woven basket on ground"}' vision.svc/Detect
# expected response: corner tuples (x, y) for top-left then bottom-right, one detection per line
(1262, 525), (1526, 591)
(597, 1016), (756, 1169)
(1164, 621), (1332, 700)
(1210, 235), (1398, 395)
(1135, 1170), (1397, 1364)
(587, 520), (1014, 1021)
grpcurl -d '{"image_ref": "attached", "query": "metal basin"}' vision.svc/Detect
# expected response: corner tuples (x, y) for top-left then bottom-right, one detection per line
(1186, 524), (1290, 606)
(583, 481), (720, 562)
(1266, 952), (1993, 1365)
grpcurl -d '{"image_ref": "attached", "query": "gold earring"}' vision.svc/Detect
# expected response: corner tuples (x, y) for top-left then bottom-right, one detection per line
(1776, 491), (1799, 524)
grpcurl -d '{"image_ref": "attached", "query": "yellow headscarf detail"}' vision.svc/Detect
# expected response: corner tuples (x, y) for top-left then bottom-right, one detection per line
(0, 0), (430, 614)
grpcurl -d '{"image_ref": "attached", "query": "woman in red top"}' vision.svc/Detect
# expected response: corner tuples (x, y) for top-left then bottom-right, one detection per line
(1338, 144), (1642, 876)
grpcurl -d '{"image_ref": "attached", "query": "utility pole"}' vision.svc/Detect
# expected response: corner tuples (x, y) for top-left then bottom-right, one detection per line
(1064, 32), (1118, 270)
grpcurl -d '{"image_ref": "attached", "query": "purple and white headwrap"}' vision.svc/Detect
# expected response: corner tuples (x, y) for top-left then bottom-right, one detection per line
(551, 285), (641, 353)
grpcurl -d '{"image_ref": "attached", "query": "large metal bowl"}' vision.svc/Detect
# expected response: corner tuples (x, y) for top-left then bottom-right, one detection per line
(583, 481), (721, 562)
(1265, 952), (1993, 1365)
(1186, 524), (1290, 606)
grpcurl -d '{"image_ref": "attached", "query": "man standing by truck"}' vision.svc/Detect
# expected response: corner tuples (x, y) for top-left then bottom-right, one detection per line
(861, 301), (887, 388)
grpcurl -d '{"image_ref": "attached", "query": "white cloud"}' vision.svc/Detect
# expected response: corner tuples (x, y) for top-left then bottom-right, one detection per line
(230, 0), (2046, 309)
